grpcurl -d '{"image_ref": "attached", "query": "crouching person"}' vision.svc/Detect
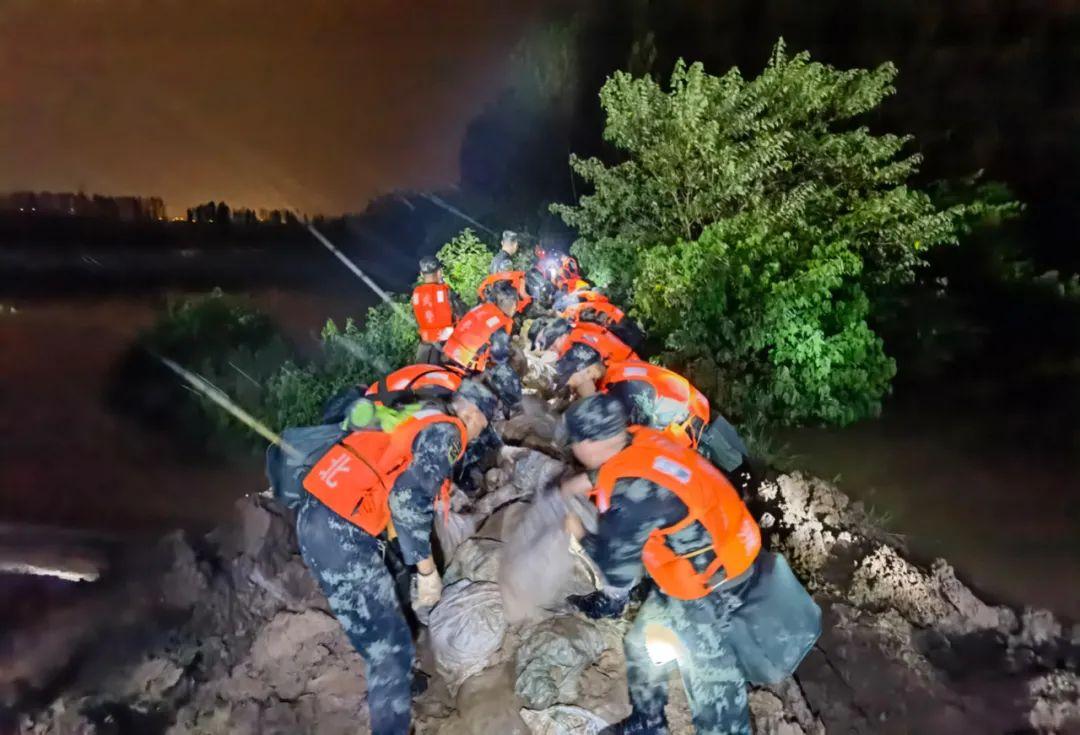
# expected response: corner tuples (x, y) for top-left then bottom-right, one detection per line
(561, 395), (762, 735)
(297, 379), (498, 735)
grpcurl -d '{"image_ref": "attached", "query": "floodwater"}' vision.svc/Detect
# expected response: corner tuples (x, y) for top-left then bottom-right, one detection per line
(1, 282), (1077, 620)
(784, 374), (1080, 619)
(0, 289), (360, 536)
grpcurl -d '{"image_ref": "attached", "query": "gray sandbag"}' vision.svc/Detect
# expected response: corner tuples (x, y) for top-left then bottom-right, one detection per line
(428, 580), (508, 695)
(519, 705), (611, 735)
(728, 552), (821, 685)
(498, 488), (579, 622)
(514, 616), (609, 709)
(445, 537), (503, 585)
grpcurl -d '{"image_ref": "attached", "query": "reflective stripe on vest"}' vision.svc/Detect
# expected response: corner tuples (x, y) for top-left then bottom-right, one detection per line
(412, 283), (455, 343)
(561, 299), (625, 325)
(601, 361), (710, 447)
(591, 427), (760, 600)
(556, 322), (638, 363)
(442, 302), (514, 372)
(366, 364), (465, 396)
(477, 271), (532, 313)
(303, 412), (466, 536)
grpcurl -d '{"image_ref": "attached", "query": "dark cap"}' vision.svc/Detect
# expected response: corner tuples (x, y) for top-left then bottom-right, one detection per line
(454, 378), (499, 421)
(419, 256), (441, 275)
(563, 394), (628, 443)
(533, 317), (572, 351)
(525, 267), (555, 306)
(555, 343), (603, 388)
(502, 230), (519, 243)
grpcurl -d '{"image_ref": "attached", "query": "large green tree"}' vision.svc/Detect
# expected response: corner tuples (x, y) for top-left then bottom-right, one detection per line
(554, 41), (1011, 425)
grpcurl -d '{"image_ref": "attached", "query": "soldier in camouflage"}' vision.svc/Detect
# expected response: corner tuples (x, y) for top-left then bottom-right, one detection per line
(476, 281), (524, 415)
(295, 379), (499, 735)
(489, 229), (521, 273)
(560, 395), (754, 735)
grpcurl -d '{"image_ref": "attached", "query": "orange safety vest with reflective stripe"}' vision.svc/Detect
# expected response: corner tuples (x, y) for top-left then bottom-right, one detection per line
(601, 361), (710, 447)
(555, 322), (639, 363)
(412, 283), (455, 343)
(477, 271), (531, 313)
(366, 364), (464, 396)
(443, 302), (514, 372)
(561, 299), (625, 325)
(592, 427), (761, 600)
(303, 410), (466, 536)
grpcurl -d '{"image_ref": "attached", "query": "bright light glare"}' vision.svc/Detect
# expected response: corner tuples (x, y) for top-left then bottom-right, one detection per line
(644, 622), (684, 665)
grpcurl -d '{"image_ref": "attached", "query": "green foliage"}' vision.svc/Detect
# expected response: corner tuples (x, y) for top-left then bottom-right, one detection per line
(554, 41), (1016, 425)
(110, 290), (292, 454)
(436, 228), (492, 306)
(265, 299), (418, 427)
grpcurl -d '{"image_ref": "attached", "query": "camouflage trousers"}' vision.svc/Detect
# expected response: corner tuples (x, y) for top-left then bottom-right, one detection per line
(624, 586), (751, 735)
(296, 495), (415, 735)
(481, 361), (522, 415)
(416, 341), (443, 365)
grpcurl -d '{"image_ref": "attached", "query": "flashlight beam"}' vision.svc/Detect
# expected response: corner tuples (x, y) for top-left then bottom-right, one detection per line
(157, 355), (303, 461)
(306, 224), (395, 305)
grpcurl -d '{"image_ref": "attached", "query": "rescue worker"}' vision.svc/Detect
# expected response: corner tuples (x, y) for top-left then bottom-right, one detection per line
(412, 256), (466, 365)
(365, 363), (465, 401)
(560, 395), (761, 735)
(554, 345), (709, 448)
(476, 269), (531, 314)
(555, 345), (753, 483)
(551, 320), (639, 364)
(489, 230), (521, 273)
(442, 282), (523, 414)
(555, 289), (646, 353)
(536, 246), (585, 292)
(297, 379), (499, 735)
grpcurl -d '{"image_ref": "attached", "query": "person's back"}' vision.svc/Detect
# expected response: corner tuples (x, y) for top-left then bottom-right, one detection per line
(561, 396), (763, 735)
(413, 256), (465, 364)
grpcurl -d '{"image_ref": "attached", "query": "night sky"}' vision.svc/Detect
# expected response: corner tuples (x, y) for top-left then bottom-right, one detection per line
(0, 0), (554, 216)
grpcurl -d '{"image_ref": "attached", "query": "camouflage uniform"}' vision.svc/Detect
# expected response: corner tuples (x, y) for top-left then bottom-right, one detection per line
(296, 419), (462, 735)
(479, 328), (523, 413)
(489, 249), (514, 274)
(583, 476), (752, 735)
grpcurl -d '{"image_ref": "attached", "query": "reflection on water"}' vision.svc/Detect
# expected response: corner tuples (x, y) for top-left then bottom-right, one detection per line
(784, 377), (1080, 619)
(0, 290), (359, 535)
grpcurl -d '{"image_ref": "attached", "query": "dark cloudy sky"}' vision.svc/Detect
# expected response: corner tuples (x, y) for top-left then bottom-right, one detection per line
(0, 1), (555, 215)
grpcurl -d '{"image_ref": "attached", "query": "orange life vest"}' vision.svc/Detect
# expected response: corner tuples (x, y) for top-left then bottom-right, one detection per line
(412, 283), (455, 343)
(442, 302), (514, 372)
(366, 363), (465, 397)
(561, 299), (625, 325)
(600, 361), (710, 447)
(555, 322), (639, 363)
(477, 271), (531, 313)
(592, 427), (761, 600)
(303, 410), (466, 536)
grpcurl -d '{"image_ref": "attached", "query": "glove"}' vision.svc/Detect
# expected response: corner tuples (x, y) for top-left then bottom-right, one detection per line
(567, 590), (628, 620)
(413, 569), (443, 611)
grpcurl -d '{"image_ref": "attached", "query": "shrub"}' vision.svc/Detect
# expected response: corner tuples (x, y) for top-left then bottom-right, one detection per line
(436, 228), (492, 306)
(553, 41), (1015, 425)
(266, 298), (418, 427)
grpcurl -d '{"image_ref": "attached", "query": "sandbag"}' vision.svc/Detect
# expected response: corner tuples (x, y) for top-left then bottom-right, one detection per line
(428, 580), (507, 695)
(519, 705), (610, 735)
(728, 552), (821, 684)
(499, 488), (579, 622)
(265, 424), (346, 510)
